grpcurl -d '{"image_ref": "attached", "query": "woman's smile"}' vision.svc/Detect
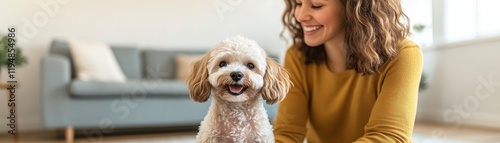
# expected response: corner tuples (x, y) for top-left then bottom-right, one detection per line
(303, 25), (323, 35)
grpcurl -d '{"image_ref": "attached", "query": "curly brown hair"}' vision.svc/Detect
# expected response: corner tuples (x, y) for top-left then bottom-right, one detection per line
(282, 0), (410, 75)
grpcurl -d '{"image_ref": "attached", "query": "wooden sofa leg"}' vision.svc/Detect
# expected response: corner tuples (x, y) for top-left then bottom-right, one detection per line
(66, 126), (74, 143)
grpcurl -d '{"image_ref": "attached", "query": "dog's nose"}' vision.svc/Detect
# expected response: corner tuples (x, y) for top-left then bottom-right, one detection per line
(230, 71), (244, 81)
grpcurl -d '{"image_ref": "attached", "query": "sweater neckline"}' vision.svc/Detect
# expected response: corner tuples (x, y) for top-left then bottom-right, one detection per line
(321, 62), (357, 76)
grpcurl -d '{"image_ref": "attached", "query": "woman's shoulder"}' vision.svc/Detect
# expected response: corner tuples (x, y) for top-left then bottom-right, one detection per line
(391, 39), (422, 61)
(384, 39), (423, 69)
(285, 45), (306, 61)
(283, 44), (311, 71)
(285, 44), (301, 55)
(398, 39), (420, 51)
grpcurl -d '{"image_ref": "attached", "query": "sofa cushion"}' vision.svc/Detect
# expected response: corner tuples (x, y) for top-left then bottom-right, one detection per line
(68, 38), (127, 82)
(70, 79), (190, 97)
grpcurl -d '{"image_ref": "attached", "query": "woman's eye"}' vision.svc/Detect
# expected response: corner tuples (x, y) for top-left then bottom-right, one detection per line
(247, 63), (255, 69)
(296, 2), (302, 7)
(311, 5), (322, 9)
(219, 61), (227, 67)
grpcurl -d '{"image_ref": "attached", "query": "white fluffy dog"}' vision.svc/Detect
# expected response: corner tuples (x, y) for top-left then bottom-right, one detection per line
(187, 36), (291, 143)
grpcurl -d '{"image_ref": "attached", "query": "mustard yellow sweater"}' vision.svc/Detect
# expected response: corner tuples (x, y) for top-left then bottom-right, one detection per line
(274, 40), (422, 143)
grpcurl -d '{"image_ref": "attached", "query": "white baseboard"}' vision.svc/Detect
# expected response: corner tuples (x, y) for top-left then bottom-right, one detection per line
(417, 107), (500, 129)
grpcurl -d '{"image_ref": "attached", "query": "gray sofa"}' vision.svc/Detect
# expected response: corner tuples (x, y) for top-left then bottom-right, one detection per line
(41, 40), (278, 137)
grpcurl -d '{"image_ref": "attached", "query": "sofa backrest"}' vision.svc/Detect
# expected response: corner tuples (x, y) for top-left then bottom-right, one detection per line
(112, 47), (142, 79)
(141, 50), (282, 80)
(49, 40), (143, 79)
(142, 49), (206, 79)
(49, 40), (280, 80)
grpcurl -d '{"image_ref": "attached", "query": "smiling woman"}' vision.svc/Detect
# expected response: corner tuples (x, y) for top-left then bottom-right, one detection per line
(274, 0), (422, 142)
(294, 0), (345, 48)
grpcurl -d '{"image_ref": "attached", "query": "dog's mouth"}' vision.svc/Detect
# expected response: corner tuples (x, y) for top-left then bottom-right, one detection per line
(227, 84), (246, 96)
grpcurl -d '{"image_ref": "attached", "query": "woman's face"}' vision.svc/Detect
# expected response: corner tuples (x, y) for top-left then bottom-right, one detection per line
(294, 0), (345, 47)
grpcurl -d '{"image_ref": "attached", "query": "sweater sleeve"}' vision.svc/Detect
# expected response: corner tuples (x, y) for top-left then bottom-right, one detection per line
(274, 48), (309, 143)
(354, 45), (423, 142)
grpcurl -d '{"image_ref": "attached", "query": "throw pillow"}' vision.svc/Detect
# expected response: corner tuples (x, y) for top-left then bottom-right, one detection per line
(68, 38), (127, 82)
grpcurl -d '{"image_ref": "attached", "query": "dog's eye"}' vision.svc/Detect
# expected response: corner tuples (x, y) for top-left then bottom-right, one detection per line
(247, 63), (255, 69)
(219, 61), (227, 67)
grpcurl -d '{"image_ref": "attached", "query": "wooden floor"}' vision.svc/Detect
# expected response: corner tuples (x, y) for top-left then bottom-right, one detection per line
(413, 121), (500, 143)
(1, 122), (500, 143)
(0, 127), (199, 143)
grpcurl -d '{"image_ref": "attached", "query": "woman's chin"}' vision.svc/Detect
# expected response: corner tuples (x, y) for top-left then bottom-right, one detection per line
(303, 36), (323, 46)
(304, 40), (322, 47)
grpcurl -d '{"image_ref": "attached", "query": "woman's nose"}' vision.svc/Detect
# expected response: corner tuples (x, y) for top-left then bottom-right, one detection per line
(295, 6), (311, 22)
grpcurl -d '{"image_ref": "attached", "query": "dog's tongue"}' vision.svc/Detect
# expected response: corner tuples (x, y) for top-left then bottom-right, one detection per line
(229, 85), (244, 93)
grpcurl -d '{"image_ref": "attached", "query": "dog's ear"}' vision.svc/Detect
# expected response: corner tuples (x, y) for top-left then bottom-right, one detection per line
(261, 58), (292, 104)
(187, 54), (211, 102)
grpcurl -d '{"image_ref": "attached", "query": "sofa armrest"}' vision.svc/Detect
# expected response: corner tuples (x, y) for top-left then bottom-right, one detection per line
(40, 54), (72, 128)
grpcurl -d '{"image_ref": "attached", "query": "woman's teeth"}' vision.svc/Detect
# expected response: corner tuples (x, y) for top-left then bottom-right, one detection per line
(304, 26), (322, 32)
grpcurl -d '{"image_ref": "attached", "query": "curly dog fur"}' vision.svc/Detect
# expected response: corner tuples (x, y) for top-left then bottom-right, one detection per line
(187, 36), (291, 143)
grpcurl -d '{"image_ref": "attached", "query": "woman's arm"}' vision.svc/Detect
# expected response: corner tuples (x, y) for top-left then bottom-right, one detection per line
(354, 44), (423, 143)
(274, 48), (310, 143)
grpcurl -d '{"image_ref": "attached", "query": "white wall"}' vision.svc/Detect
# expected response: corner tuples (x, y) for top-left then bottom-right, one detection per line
(0, 0), (286, 132)
(417, 36), (500, 129)
(402, 0), (500, 129)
